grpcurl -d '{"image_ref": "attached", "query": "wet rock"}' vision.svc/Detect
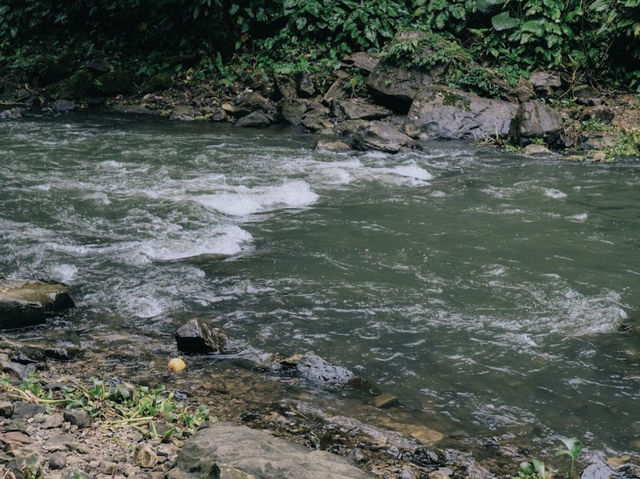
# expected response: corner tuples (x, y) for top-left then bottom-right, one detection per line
(229, 91), (275, 117)
(111, 104), (157, 115)
(0, 400), (13, 418)
(404, 86), (518, 141)
(301, 106), (334, 132)
(331, 99), (392, 121)
(51, 99), (76, 112)
(580, 458), (616, 479)
(521, 143), (553, 155)
(279, 98), (308, 125)
(0, 337), (80, 362)
(296, 352), (355, 389)
(0, 107), (24, 120)
(167, 421), (372, 479)
(63, 409), (92, 428)
(529, 70), (562, 97)
(341, 52), (380, 74)
(315, 139), (351, 152)
(85, 58), (110, 74)
(0, 279), (75, 329)
(509, 101), (564, 147)
(235, 110), (271, 128)
(380, 418), (444, 444)
(351, 120), (419, 154)
(574, 84), (602, 106)
(49, 451), (67, 469)
(296, 71), (315, 98)
(373, 393), (399, 409)
(275, 75), (298, 99)
(176, 319), (227, 355)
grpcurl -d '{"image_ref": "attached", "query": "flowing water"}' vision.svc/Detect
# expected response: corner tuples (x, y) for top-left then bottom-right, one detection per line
(1, 114), (639, 455)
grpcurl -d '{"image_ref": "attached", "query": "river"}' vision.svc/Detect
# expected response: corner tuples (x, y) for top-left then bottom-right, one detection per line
(1, 114), (639, 456)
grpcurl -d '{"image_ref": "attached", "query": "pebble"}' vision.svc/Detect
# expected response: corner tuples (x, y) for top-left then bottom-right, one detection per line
(373, 393), (399, 409)
(100, 460), (119, 474)
(63, 409), (92, 428)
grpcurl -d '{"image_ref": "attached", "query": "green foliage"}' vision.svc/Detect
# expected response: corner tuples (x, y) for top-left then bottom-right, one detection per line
(606, 128), (640, 157)
(380, 30), (469, 72)
(555, 437), (583, 479)
(451, 66), (502, 98)
(343, 69), (368, 97)
(515, 437), (583, 479)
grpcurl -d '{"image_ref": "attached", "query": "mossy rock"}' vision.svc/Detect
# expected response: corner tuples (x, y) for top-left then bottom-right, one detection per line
(143, 73), (173, 93)
(95, 70), (134, 96)
(0, 279), (75, 329)
(56, 69), (95, 99)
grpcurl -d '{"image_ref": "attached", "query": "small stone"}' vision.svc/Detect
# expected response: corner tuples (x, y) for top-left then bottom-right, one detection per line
(12, 401), (46, 419)
(373, 393), (399, 409)
(49, 452), (67, 469)
(607, 455), (632, 468)
(176, 319), (226, 355)
(348, 448), (366, 464)
(0, 400), (14, 418)
(63, 409), (92, 428)
(100, 460), (118, 474)
(168, 357), (187, 372)
(314, 139), (351, 152)
(134, 444), (158, 468)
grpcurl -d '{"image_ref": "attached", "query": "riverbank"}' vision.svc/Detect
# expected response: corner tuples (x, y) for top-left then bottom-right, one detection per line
(2, 31), (639, 160)
(3, 336), (639, 479)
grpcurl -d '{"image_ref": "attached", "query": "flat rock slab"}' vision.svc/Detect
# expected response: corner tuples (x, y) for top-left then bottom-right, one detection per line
(168, 422), (373, 479)
(0, 279), (74, 329)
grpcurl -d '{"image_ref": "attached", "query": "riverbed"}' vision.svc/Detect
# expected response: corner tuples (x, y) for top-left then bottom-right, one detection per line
(1, 113), (639, 456)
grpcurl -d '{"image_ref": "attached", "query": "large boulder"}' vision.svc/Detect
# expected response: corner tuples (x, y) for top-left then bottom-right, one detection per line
(166, 422), (373, 479)
(341, 52), (380, 74)
(351, 121), (419, 154)
(0, 279), (75, 329)
(404, 86), (518, 140)
(224, 91), (275, 118)
(176, 319), (227, 355)
(508, 101), (564, 147)
(235, 111), (272, 128)
(279, 98), (308, 125)
(368, 66), (439, 112)
(331, 99), (392, 121)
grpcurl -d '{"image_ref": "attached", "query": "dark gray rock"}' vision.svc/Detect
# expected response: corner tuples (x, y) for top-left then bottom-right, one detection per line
(85, 58), (110, 74)
(509, 78), (535, 103)
(167, 422), (372, 479)
(275, 75), (298, 99)
(170, 105), (196, 121)
(581, 459), (616, 479)
(331, 99), (392, 121)
(574, 84), (602, 106)
(295, 352), (355, 389)
(111, 104), (157, 115)
(509, 101), (564, 147)
(412, 447), (442, 467)
(279, 99), (308, 125)
(176, 319), (227, 355)
(0, 107), (24, 120)
(0, 279), (75, 329)
(296, 71), (315, 98)
(0, 400), (14, 418)
(323, 72), (349, 104)
(404, 86), (518, 141)
(368, 66), (439, 112)
(228, 91), (275, 117)
(52, 99), (75, 112)
(13, 401), (46, 419)
(529, 70), (562, 97)
(580, 105), (615, 123)
(301, 106), (334, 132)
(63, 408), (92, 428)
(0, 361), (37, 379)
(521, 144), (553, 155)
(352, 120), (419, 154)
(56, 69), (95, 99)
(341, 52), (380, 74)
(96, 70), (134, 96)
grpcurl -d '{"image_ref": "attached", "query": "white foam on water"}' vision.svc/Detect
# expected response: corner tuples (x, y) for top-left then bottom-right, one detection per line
(195, 180), (319, 216)
(568, 213), (588, 222)
(543, 188), (567, 199)
(390, 164), (434, 181)
(48, 264), (78, 283)
(140, 225), (253, 260)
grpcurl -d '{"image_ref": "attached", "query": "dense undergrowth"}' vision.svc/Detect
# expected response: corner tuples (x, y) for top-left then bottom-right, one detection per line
(0, 0), (639, 91)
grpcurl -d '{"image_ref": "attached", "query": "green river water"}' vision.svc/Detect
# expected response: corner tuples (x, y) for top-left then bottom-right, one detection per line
(1, 114), (639, 456)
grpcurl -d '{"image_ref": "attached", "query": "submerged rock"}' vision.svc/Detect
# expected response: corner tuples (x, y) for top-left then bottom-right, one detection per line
(521, 143), (553, 156)
(295, 352), (354, 389)
(0, 279), (75, 329)
(235, 110), (272, 127)
(176, 319), (227, 355)
(315, 139), (351, 152)
(404, 86), (518, 141)
(167, 422), (372, 479)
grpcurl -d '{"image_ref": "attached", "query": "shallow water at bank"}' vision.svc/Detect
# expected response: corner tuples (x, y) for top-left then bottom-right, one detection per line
(1, 114), (639, 455)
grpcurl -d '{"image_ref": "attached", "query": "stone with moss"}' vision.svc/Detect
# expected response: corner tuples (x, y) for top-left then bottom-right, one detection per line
(95, 70), (134, 96)
(0, 279), (75, 329)
(56, 69), (95, 99)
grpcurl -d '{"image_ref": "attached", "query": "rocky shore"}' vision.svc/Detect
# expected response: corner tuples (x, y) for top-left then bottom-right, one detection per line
(2, 281), (640, 479)
(2, 31), (639, 160)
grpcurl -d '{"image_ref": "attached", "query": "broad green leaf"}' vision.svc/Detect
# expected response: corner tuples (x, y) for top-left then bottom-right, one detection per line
(491, 11), (519, 31)
(558, 437), (583, 459)
(522, 19), (546, 35)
